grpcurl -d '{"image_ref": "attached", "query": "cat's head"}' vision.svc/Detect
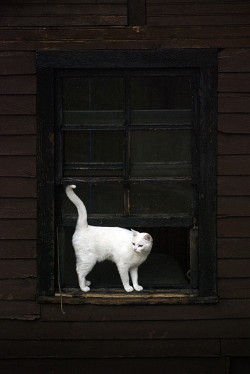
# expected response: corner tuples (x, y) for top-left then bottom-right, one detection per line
(131, 229), (153, 254)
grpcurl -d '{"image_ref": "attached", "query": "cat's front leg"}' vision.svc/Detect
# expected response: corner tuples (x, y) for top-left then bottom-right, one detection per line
(117, 264), (133, 292)
(130, 266), (143, 291)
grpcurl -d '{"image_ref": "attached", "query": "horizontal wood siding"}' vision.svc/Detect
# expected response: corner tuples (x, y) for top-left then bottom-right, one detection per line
(0, 1), (250, 372)
(0, 50), (38, 320)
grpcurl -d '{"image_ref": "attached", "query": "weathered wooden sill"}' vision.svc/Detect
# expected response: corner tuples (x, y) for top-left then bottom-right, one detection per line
(38, 288), (218, 305)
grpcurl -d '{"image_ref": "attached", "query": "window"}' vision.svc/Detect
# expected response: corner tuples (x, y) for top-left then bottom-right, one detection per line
(37, 50), (217, 303)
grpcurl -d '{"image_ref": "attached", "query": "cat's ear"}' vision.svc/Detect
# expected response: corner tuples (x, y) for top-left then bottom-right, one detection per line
(131, 229), (139, 236)
(144, 234), (153, 242)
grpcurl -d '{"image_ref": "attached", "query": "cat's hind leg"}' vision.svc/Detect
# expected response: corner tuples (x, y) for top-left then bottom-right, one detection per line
(130, 266), (143, 291)
(76, 258), (95, 292)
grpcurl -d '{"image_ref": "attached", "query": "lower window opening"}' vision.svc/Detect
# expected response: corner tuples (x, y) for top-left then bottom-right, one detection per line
(59, 226), (190, 292)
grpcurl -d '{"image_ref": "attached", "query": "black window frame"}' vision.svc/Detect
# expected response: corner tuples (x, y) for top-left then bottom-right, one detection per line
(37, 50), (217, 304)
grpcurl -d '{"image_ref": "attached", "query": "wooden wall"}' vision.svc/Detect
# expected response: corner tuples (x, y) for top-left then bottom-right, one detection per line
(0, 1), (250, 373)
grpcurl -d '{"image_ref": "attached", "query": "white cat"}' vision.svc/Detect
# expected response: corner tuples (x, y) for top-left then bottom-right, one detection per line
(65, 185), (153, 292)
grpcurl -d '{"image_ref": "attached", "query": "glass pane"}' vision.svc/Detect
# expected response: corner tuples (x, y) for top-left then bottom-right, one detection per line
(130, 182), (193, 215)
(62, 183), (124, 216)
(63, 77), (125, 125)
(64, 130), (125, 163)
(131, 75), (192, 125)
(130, 130), (192, 177)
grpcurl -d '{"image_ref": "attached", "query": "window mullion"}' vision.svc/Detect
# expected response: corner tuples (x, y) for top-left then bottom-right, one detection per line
(124, 73), (131, 217)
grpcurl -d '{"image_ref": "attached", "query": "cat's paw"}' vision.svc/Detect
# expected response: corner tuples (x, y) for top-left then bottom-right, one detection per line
(134, 285), (143, 291)
(85, 280), (91, 286)
(81, 286), (90, 292)
(124, 285), (134, 292)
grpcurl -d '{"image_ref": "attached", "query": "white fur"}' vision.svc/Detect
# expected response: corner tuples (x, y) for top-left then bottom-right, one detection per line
(65, 185), (153, 292)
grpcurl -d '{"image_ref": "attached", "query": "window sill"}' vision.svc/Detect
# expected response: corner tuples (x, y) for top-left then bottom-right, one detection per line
(38, 288), (218, 305)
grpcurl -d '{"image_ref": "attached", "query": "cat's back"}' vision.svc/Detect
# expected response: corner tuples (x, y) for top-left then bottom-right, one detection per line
(73, 224), (132, 250)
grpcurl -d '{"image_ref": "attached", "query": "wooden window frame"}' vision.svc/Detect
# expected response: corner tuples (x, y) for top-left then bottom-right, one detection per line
(37, 50), (218, 305)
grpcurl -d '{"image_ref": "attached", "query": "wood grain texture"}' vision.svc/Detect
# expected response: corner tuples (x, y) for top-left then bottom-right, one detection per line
(0, 157), (36, 177)
(0, 95), (36, 115)
(0, 136), (36, 155)
(41, 299), (250, 321)
(218, 114), (250, 134)
(0, 339), (220, 358)
(218, 176), (250, 196)
(1, 319), (250, 339)
(0, 198), (36, 219)
(0, 240), (36, 259)
(218, 238), (250, 258)
(218, 278), (250, 299)
(0, 358), (228, 374)
(0, 116), (36, 135)
(219, 49), (250, 72)
(0, 259), (36, 279)
(0, 52), (35, 75)
(0, 75), (36, 95)
(218, 217), (250, 237)
(218, 197), (250, 216)
(0, 279), (36, 300)
(0, 177), (36, 197)
(0, 220), (36, 240)
(0, 300), (40, 319)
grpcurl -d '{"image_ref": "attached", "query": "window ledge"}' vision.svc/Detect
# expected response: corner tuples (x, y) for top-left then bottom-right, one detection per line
(38, 288), (218, 305)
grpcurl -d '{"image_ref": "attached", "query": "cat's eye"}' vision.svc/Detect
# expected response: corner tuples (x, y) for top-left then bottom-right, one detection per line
(138, 244), (143, 248)
(132, 243), (135, 246)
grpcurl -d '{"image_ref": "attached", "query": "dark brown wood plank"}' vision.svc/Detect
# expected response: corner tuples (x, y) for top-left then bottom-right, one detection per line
(0, 259), (36, 279)
(0, 300), (40, 319)
(221, 338), (250, 356)
(0, 116), (36, 135)
(218, 217), (250, 237)
(1, 38), (250, 50)
(0, 278), (36, 300)
(218, 278), (250, 299)
(218, 197), (250, 216)
(0, 51), (35, 75)
(0, 198), (36, 219)
(0, 75), (36, 95)
(218, 259), (250, 278)
(218, 238), (250, 258)
(218, 114), (250, 134)
(218, 73), (250, 93)
(0, 16), (127, 27)
(218, 134), (250, 154)
(0, 136), (36, 155)
(41, 298), (250, 322)
(1, 26), (250, 41)
(218, 176), (250, 195)
(6, 0), (126, 2)
(148, 3), (250, 15)
(1, 4), (127, 16)
(0, 219), (36, 240)
(230, 358), (250, 374)
(218, 155), (250, 176)
(0, 157), (36, 177)
(0, 177), (36, 197)
(128, 0), (146, 26)
(0, 95), (36, 115)
(0, 339), (220, 358)
(2, 319), (250, 340)
(148, 15), (250, 27)
(0, 358), (228, 374)
(219, 49), (250, 73)
(219, 93), (250, 113)
(0, 240), (36, 259)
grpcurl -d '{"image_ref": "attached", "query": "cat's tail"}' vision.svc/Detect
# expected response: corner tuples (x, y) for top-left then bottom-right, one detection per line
(65, 185), (88, 228)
